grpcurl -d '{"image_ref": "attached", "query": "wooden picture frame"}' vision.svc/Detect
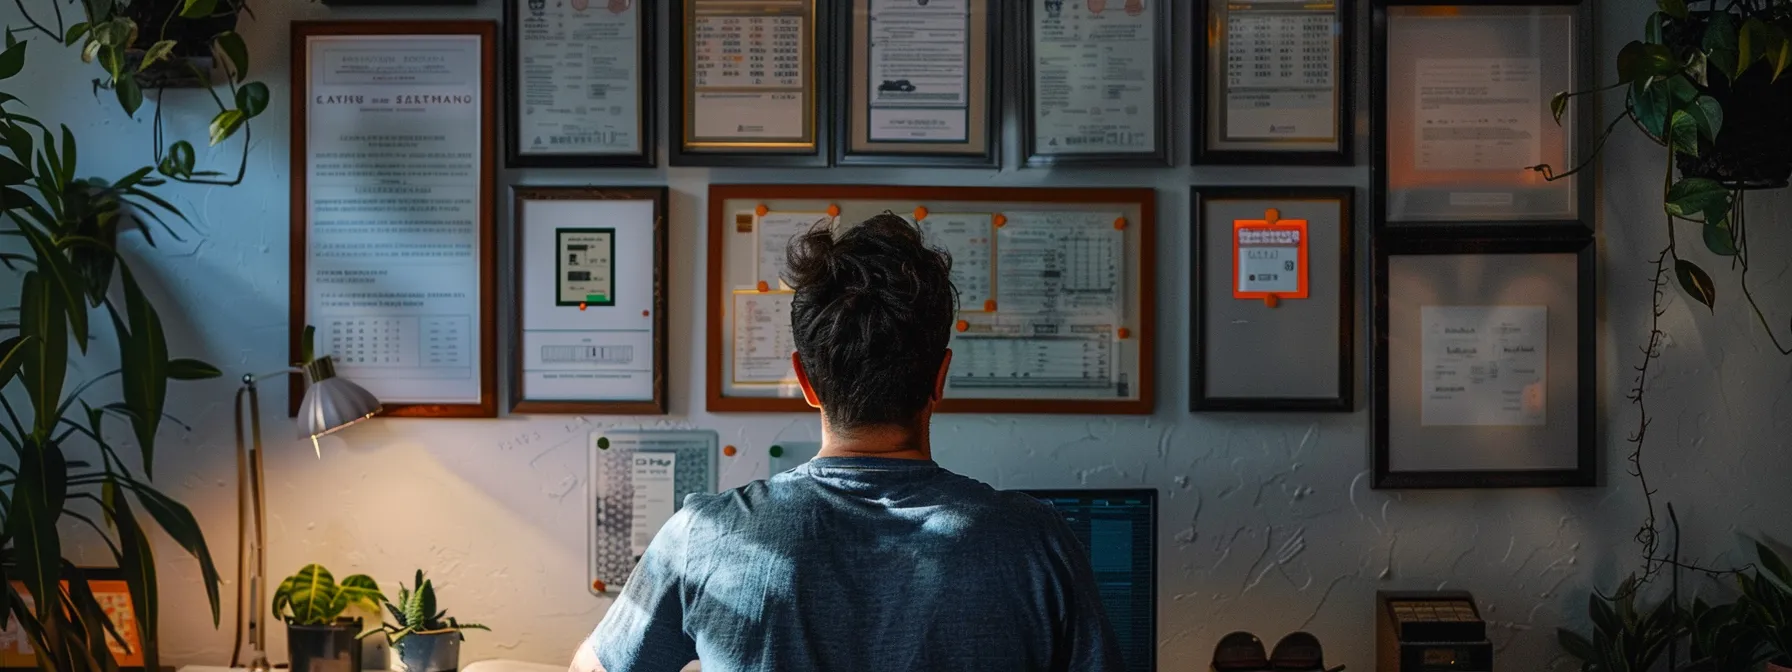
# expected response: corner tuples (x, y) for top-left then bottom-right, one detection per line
(1191, 186), (1355, 412)
(510, 186), (669, 415)
(706, 184), (1157, 415)
(1015, 0), (1174, 167)
(0, 568), (148, 671)
(1371, 0), (1595, 231)
(290, 21), (500, 418)
(1192, 0), (1355, 166)
(504, 0), (657, 168)
(1372, 229), (1596, 489)
(834, 0), (1003, 167)
(670, 0), (832, 167)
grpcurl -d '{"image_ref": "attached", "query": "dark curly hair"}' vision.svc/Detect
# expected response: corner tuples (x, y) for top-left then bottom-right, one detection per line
(783, 212), (958, 430)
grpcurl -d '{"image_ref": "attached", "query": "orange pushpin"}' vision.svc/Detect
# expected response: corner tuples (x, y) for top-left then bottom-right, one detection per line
(1264, 208), (1280, 224)
(1113, 216), (1127, 230)
(642, 310), (650, 317)
(755, 204), (769, 217)
(826, 203), (841, 218)
(956, 320), (969, 332)
(1118, 327), (1131, 340)
(993, 213), (1007, 228)
(756, 280), (770, 292)
(579, 302), (588, 311)
(591, 579), (606, 592)
(983, 299), (996, 312)
(914, 206), (929, 221)
(1264, 295), (1280, 308)
(723, 445), (737, 457)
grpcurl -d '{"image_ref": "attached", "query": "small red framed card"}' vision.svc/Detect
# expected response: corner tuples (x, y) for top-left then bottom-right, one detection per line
(1231, 213), (1311, 303)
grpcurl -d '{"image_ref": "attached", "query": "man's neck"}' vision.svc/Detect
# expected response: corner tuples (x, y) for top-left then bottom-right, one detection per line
(815, 421), (932, 461)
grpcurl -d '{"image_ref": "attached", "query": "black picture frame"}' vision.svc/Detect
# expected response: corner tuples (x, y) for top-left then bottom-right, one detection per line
(1371, 228), (1596, 489)
(1191, 0), (1355, 166)
(1191, 186), (1355, 412)
(670, 0), (833, 167)
(1014, 0), (1174, 168)
(504, 0), (657, 168)
(1370, 0), (1596, 232)
(833, 0), (1003, 168)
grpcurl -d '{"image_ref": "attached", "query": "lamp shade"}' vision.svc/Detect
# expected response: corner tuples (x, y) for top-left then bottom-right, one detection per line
(297, 356), (381, 440)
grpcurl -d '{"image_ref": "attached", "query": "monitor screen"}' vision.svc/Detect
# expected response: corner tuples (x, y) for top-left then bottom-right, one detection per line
(1018, 489), (1157, 672)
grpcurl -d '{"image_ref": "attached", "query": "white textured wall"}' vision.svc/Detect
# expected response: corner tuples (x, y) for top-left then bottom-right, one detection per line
(6, 0), (1790, 669)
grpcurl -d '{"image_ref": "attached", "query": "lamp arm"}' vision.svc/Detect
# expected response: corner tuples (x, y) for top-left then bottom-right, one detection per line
(231, 372), (285, 672)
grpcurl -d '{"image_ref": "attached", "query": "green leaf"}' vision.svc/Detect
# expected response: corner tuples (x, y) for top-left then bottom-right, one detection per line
(1550, 91), (1569, 124)
(333, 574), (385, 617)
(1670, 110), (1700, 154)
(1703, 217), (1738, 256)
(0, 334), (31, 388)
(65, 22), (90, 46)
(180, 0), (218, 19)
(19, 272), (67, 436)
(1644, 12), (1664, 44)
(122, 479), (221, 626)
(62, 561), (129, 671)
(293, 564), (337, 625)
(116, 76), (143, 117)
(167, 357), (222, 380)
(58, 125), (75, 184)
(10, 439), (68, 648)
(1688, 95), (1723, 142)
(212, 32), (249, 83)
(208, 109), (244, 146)
(0, 155), (31, 186)
(20, 220), (90, 353)
(1674, 258), (1716, 311)
(1773, 34), (1791, 81)
(1740, 18), (1770, 75)
(1665, 177), (1732, 219)
(115, 266), (169, 476)
(1630, 79), (1667, 137)
(137, 40), (178, 73)
(106, 479), (162, 672)
(1758, 541), (1792, 588)
(0, 40), (25, 80)
(159, 141), (196, 179)
(1657, 0), (1686, 19)
(1703, 12), (1738, 52)
(235, 82), (270, 118)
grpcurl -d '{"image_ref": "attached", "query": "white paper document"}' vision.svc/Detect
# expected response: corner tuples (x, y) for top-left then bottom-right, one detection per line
(513, 0), (642, 155)
(733, 291), (798, 384)
(629, 452), (677, 557)
(691, 2), (809, 141)
(756, 211), (828, 288)
(1420, 305), (1548, 426)
(1414, 58), (1542, 171)
(917, 213), (994, 305)
(1235, 227), (1301, 294)
(1224, 2), (1336, 140)
(868, 0), (972, 141)
(305, 35), (486, 404)
(519, 199), (657, 402)
(1032, 0), (1157, 154)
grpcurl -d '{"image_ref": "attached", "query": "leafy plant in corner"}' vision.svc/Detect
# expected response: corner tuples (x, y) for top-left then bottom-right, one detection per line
(12, 0), (269, 187)
(1683, 597), (1765, 671)
(1739, 542), (1792, 667)
(0, 28), (229, 672)
(362, 570), (490, 646)
(273, 564), (385, 626)
(1558, 575), (1686, 672)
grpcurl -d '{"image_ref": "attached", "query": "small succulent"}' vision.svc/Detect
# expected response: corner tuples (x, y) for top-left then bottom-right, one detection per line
(361, 570), (489, 645)
(273, 564), (385, 626)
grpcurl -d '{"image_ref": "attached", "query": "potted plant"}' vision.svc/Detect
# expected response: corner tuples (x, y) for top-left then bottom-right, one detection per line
(362, 571), (490, 672)
(1557, 575), (1685, 672)
(1740, 543), (1792, 671)
(1683, 597), (1765, 671)
(273, 564), (385, 672)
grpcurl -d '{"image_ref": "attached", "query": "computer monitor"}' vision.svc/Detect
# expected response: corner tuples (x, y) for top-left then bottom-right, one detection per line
(1018, 489), (1157, 672)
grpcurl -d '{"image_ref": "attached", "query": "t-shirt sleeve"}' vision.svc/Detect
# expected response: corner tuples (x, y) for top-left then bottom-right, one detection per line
(1049, 518), (1128, 672)
(586, 508), (700, 672)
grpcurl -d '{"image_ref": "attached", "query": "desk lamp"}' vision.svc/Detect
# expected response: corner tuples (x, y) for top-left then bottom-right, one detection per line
(229, 355), (381, 671)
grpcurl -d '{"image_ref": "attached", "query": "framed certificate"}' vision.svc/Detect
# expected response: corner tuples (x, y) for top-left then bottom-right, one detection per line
(1373, 230), (1595, 489)
(836, 0), (1001, 167)
(1373, 0), (1594, 228)
(1191, 187), (1354, 411)
(706, 184), (1157, 414)
(1194, 0), (1353, 165)
(1018, 0), (1172, 167)
(512, 187), (668, 414)
(290, 21), (499, 418)
(505, 0), (655, 167)
(672, 0), (830, 166)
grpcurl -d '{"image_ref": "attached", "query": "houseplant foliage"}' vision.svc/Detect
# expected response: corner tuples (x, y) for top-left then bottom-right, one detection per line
(1557, 575), (1686, 672)
(1740, 543), (1792, 669)
(0, 20), (235, 672)
(12, 0), (268, 186)
(275, 564), (384, 672)
(362, 571), (489, 672)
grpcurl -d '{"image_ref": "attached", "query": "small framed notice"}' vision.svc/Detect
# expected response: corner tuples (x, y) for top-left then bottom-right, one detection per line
(504, 0), (655, 167)
(1192, 187), (1353, 412)
(1017, 0), (1173, 167)
(1373, 229), (1594, 489)
(511, 186), (668, 415)
(836, 0), (1001, 167)
(671, 0), (830, 166)
(1194, 0), (1353, 165)
(589, 430), (717, 594)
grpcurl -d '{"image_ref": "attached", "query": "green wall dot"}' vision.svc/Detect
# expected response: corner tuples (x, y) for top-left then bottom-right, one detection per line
(597, 437), (610, 450)
(769, 444), (784, 458)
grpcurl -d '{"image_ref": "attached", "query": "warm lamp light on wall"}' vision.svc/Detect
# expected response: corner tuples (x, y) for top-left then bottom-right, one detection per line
(228, 350), (381, 671)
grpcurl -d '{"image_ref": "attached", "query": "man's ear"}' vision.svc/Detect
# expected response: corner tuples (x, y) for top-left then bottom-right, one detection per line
(931, 349), (953, 402)
(792, 352), (822, 408)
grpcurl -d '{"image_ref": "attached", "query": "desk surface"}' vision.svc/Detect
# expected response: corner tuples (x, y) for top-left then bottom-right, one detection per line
(178, 662), (568, 672)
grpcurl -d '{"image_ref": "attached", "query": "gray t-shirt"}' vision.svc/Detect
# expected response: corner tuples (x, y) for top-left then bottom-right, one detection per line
(588, 456), (1125, 672)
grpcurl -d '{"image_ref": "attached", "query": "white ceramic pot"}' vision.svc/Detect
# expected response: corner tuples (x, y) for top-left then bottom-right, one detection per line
(392, 632), (462, 672)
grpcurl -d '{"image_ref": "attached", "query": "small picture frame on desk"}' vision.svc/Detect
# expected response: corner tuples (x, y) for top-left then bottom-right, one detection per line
(671, 0), (831, 167)
(1372, 0), (1595, 230)
(835, 0), (1002, 167)
(511, 186), (669, 415)
(1016, 0), (1173, 167)
(1191, 186), (1355, 412)
(505, 0), (656, 168)
(1193, 0), (1354, 165)
(0, 568), (148, 671)
(1372, 230), (1595, 489)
